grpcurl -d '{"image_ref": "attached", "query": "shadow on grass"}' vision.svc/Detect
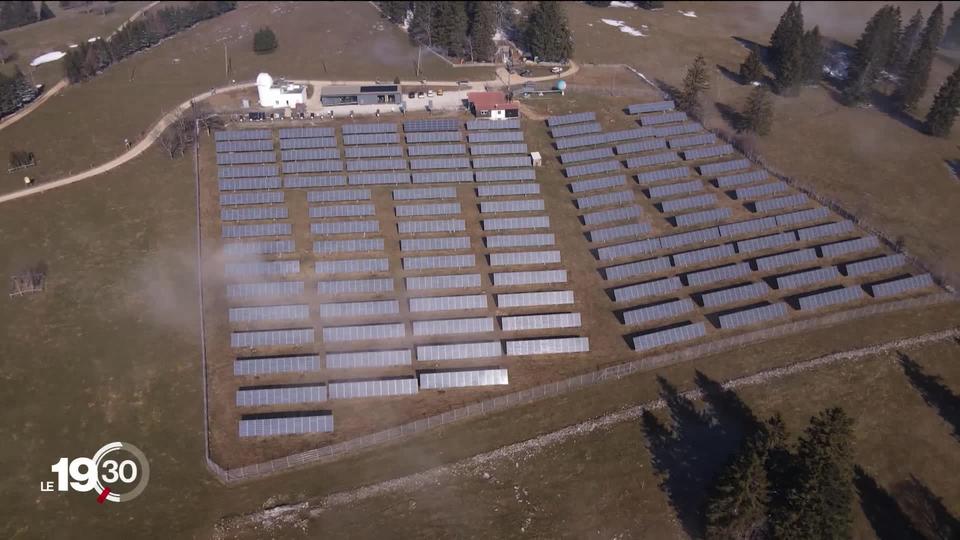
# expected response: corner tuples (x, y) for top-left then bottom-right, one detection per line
(892, 475), (960, 539)
(715, 102), (745, 132)
(855, 466), (924, 540)
(640, 374), (758, 538)
(717, 64), (744, 86)
(897, 351), (960, 442)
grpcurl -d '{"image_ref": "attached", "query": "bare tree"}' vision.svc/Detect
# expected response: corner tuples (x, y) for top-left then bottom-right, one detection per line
(0, 39), (13, 64)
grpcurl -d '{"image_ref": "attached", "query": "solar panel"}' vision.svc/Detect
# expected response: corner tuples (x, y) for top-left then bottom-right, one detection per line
(402, 254), (476, 270)
(481, 199), (545, 213)
(343, 133), (400, 145)
(603, 256), (672, 281)
(682, 144), (734, 161)
(608, 128), (660, 145)
(735, 231), (798, 253)
(638, 111), (688, 126)
(406, 273), (482, 290)
(280, 149), (340, 162)
(216, 151), (276, 165)
(472, 156), (533, 169)
(626, 151), (681, 169)
(635, 166), (693, 186)
(325, 349), (412, 369)
(318, 300), (400, 318)
(717, 302), (789, 329)
(844, 254), (907, 277)
(475, 169), (536, 182)
(346, 158), (406, 172)
(496, 290), (574, 308)
(348, 172), (411, 185)
(685, 262), (753, 287)
(221, 206), (288, 221)
(502, 312), (581, 331)
(236, 385), (328, 407)
(279, 127), (335, 139)
(633, 322), (705, 350)
(754, 248), (819, 272)
(309, 204), (375, 218)
(659, 227), (721, 249)
(282, 160), (344, 174)
(234, 355), (320, 376)
(404, 118), (460, 132)
(223, 240), (295, 256)
(225, 260), (300, 277)
(478, 183), (540, 197)
(674, 207), (731, 227)
(718, 217), (779, 238)
(552, 122), (602, 138)
(492, 269), (567, 286)
(716, 170), (769, 188)
(482, 216), (550, 231)
(397, 219), (466, 234)
(698, 158), (751, 176)
(547, 111), (596, 127)
(419, 368), (509, 389)
(672, 243), (737, 267)
(215, 129), (271, 141)
(660, 193), (717, 213)
(310, 220), (379, 235)
(409, 294), (488, 312)
(577, 190), (635, 209)
(612, 276), (682, 302)
(489, 250), (561, 266)
(279, 137), (337, 150)
(411, 170), (475, 183)
(560, 146), (615, 164)
(597, 238), (661, 261)
(623, 298), (695, 325)
(467, 118), (521, 130)
(345, 145), (403, 159)
(314, 238), (384, 254)
(229, 304), (310, 323)
(218, 165), (280, 178)
(819, 236), (880, 258)
(322, 323), (406, 342)
(582, 205), (642, 225)
(505, 336), (590, 355)
(220, 191), (284, 205)
(394, 187), (457, 200)
(648, 180), (703, 198)
(226, 281), (304, 298)
(753, 194), (809, 213)
(776, 266), (842, 290)
(555, 133), (608, 150)
(651, 123), (702, 138)
(417, 341), (503, 362)
(668, 133), (717, 149)
(470, 143), (529, 156)
(283, 175), (347, 188)
(342, 122), (397, 134)
(796, 220), (854, 241)
(219, 177), (282, 191)
(627, 101), (675, 114)
(400, 236), (471, 251)
(774, 207), (831, 227)
(700, 282), (770, 308)
(615, 138), (668, 156)
(308, 189), (371, 202)
(468, 131), (524, 143)
(216, 139), (273, 154)
(485, 233), (555, 248)
(407, 144), (467, 156)
(317, 278), (394, 295)
(238, 412), (333, 437)
(328, 378), (419, 399)
(315, 258), (389, 274)
(231, 328), (314, 348)
(797, 286), (865, 310)
(565, 160), (621, 178)
(871, 273), (934, 297)
(589, 222), (652, 243)
(222, 223), (291, 239)
(405, 131), (462, 143)
(396, 202), (462, 216)
(412, 317), (495, 336)
(409, 157), (471, 170)
(734, 181), (790, 200)
(569, 175), (626, 193)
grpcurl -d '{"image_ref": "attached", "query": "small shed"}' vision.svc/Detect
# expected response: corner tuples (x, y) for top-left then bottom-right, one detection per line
(530, 152), (542, 167)
(467, 91), (520, 120)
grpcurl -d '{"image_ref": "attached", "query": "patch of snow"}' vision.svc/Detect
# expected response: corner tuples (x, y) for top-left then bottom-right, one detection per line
(600, 18), (647, 37)
(87, 36), (100, 42)
(512, 7), (520, 15)
(400, 9), (412, 31)
(751, 81), (761, 86)
(678, 10), (698, 18)
(823, 48), (850, 80)
(67, 43), (78, 49)
(30, 51), (65, 66)
(587, 23), (593, 27)
(609, 1), (637, 8)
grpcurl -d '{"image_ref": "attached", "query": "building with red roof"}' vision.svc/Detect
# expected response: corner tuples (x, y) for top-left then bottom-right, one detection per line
(467, 91), (520, 120)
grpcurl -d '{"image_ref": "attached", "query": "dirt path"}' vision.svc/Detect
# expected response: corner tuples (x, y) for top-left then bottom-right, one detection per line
(214, 326), (960, 535)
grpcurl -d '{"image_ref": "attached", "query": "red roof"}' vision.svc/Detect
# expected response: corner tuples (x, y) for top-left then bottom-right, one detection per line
(467, 91), (519, 111)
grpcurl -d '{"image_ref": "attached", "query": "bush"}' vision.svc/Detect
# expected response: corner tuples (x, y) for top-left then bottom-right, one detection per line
(253, 27), (277, 54)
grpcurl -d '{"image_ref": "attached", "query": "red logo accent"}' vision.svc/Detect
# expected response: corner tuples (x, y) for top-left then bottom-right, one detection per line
(97, 488), (111, 504)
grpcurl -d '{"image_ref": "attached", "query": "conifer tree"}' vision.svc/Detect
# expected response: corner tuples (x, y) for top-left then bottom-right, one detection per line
(896, 2), (944, 111)
(800, 26), (824, 84)
(740, 48), (763, 83)
(943, 5), (960, 49)
(379, 1), (407, 25)
(38, 1), (54, 20)
(741, 85), (774, 135)
(705, 429), (772, 539)
(925, 63), (960, 136)
(467, 1), (497, 62)
(769, 1), (804, 94)
(252, 26), (277, 54)
(525, 1), (573, 62)
(433, 1), (468, 57)
(843, 5), (902, 105)
(676, 54), (709, 117)
(892, 9), (925, 72)
(409, 1), (435, 46)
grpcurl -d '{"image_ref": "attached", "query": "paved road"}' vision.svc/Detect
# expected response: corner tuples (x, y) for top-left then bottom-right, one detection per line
(0, 61), (579, 205)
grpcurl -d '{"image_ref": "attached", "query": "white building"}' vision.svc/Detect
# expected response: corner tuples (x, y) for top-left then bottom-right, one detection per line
(256, 72), (306, 109)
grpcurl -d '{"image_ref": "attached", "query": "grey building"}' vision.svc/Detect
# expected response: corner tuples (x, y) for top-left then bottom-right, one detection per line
(321, 84), (403, 106)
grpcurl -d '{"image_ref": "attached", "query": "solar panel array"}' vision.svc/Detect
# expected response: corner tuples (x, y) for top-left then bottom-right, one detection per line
(871, 274), (934, 297)
(472, 156), (532, 169)
(628, 101), (675, 114)
(616, 138), (668, 155)
(466, 118), (521, 130)
(419, 369), (509, 389)
(547, 111), (596, 127)
(552, 122), (602, 138)
(216, 129), (271, 141)
(468, 131), (524, 143)
(239, 413), (333, 437)
(342, 122), (397, 135)
(560, 147), (615, 164)
(639, 111), (688, 126)
(280, 137), (337, 150)
(406, 131), (462, 144)
(217, 151), (277, 165)
(279, 127), (335, 139)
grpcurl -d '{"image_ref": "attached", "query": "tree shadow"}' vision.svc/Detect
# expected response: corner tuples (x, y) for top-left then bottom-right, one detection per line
(897, 351), (960, 441)
(715, 101), (745, 132)
(654, 78), (679, 100)
(716, 64), (743, 85)
(854, 466), (924, 540)
(640, 375), (756, 538)
(892, 475), (960, 539)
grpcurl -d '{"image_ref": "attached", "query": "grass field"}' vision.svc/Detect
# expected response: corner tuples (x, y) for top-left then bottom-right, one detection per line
(0, 1), (494, 193)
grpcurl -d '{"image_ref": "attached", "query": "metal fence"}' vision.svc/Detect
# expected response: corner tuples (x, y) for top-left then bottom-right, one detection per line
(204, 292), (957, 484)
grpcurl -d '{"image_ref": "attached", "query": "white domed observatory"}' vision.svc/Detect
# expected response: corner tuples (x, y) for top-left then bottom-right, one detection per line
(256, 72), (306, 108)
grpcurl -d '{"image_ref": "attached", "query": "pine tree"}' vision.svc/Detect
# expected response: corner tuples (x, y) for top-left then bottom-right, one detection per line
(740, 48), (763, 83)
(896, 2), (944, 111)
(925, 63), (960, 136)
(741, 85), (774, 135)
(676, 54), (709, 117)
(705, 429), (772, 539)
(769, 1), (805, 95)
(892, 9), (925, 73)
(800, 26), (824, 84)
(943, 6), (960, 49)
(12, 67), (33, 104)
(843, 5), (902, 105)
(432, 1), (468, 57)
(409, 1), (435, 46)
(38, 1), (54, 20)
(525, 1), (573, 62)
(252, 26), (277, 54)
(467, 1), (497, 62)
(379, 1), (408, 25)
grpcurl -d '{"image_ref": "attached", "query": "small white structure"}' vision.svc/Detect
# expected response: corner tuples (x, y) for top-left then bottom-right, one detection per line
(530, 152), (542, 167)
(256, 72), (306, 109)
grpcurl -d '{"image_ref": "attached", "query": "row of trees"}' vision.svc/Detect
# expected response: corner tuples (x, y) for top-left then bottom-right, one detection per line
(0, 1), (54, 31)
(767, 1), (824, 95)
(63, 1), (236, 83)
(0, 68), (37, 117)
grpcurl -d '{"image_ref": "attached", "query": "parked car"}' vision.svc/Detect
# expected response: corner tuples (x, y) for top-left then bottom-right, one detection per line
(520, 69), (532, 77)
(417, 91), (425, 98)
(551, 66), (563, 74)
(408, 91), (416, 99)
(436, 89), (444, 96)
(427, 90), (436, 97)
(457, 79), (469, 85)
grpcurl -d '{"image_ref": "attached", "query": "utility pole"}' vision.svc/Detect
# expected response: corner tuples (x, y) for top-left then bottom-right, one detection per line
(223, 43), (229, 82)
(417, 45), (422, 78)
